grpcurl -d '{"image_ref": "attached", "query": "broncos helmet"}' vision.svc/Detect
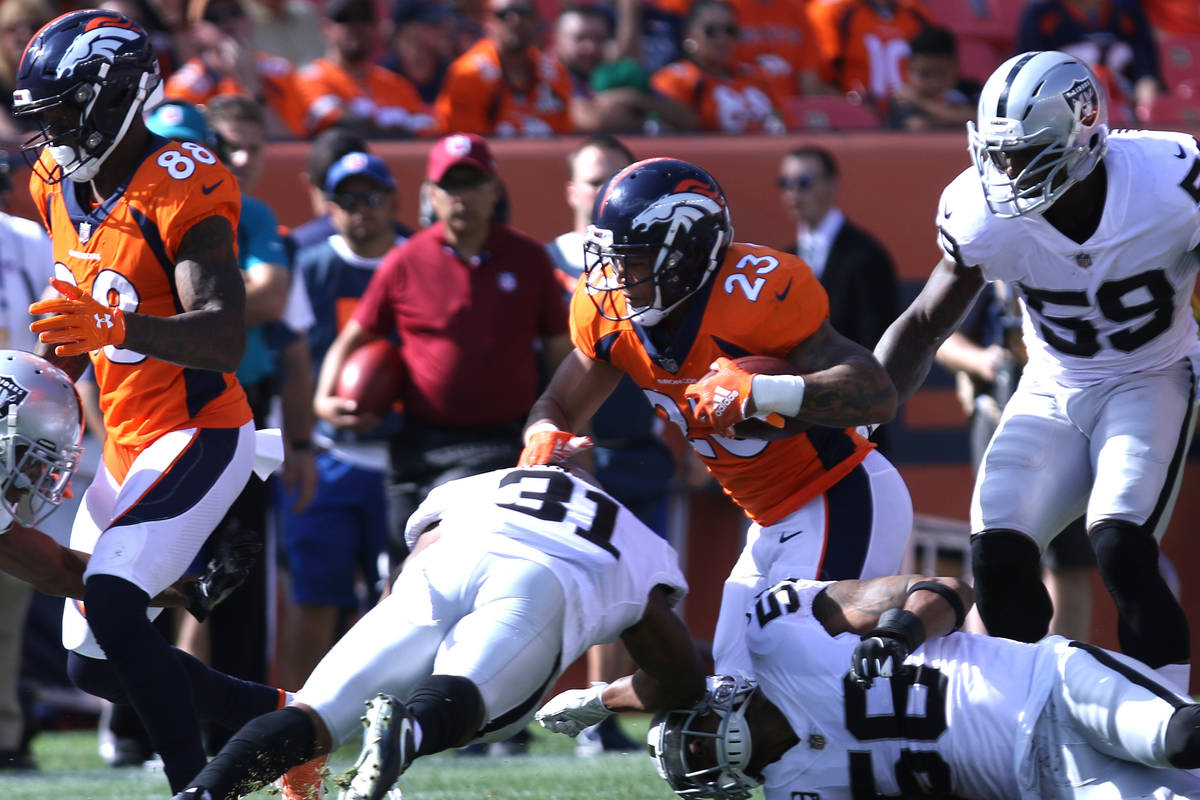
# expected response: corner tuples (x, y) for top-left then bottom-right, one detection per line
(648, 675), (761, 800)
(0, 351), (83, 528)
(968, 51), (1108, 218)
(584, 158), (732, 327)
(13, 10), (161, 184)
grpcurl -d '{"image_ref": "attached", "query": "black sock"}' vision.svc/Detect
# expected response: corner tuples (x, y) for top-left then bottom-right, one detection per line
(172, 647), (282, 730)
(406, 675), (484, 756)
(187, 707), (317, 800)
(83, 575), (205, 792)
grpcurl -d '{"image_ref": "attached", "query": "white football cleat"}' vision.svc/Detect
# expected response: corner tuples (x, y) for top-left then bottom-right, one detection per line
(339, 694), (414, 800)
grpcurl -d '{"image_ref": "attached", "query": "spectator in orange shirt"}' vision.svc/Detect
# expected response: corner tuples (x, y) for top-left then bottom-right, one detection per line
(295, 0), (435, 138)
(556, 3), (697, 133)
(651, 0), (784, 133)
(806, 0), (932, 105)
(1143, 0), (1200, 36)
(381, 0), (456, 105)
(731, 0), (824, 100)
(434, 0), (573, 137)
(164, 0), (308, 138)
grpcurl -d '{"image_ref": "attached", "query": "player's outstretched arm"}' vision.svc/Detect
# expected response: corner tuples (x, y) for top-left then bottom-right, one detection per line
(122, 215), (247, 372)
(521, 349), (622, 465)
(779, 319), (898, 428)
(874, 256), (985, 405)
(816, 573), (973, 638)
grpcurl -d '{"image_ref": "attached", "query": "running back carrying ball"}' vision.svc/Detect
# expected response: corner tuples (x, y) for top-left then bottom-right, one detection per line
(722, 355), (811, 440)
(335, 339), (405, 417)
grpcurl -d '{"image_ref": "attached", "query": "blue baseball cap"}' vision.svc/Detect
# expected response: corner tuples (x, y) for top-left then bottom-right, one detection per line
(324, 151), (396, 194)
(145, 101), (213, 144)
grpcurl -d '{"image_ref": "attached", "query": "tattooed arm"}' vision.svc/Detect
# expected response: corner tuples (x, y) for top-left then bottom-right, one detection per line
(119, 215), (247, 372)
(760, 318), (898, 427)
(813, 574), (974, 641)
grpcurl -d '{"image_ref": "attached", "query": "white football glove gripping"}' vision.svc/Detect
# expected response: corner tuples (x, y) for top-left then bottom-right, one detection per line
(535, 683), (611, 737)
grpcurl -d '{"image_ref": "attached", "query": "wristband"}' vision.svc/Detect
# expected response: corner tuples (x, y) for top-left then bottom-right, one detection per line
(750, 373), (806, 418)
(869, 608), (926, 652)
(290, 439), (312, 452)
(524, 421), (561, 446)
(907, 580), (967, 631)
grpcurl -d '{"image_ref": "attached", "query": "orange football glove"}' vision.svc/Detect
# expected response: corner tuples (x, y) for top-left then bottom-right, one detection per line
(685, 357), (784, 437)
(30, 278), (127, 357)
(519, 430), (594, 466)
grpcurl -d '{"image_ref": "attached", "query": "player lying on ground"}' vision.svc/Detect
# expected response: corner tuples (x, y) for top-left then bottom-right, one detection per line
(555, 571), (1200, 799)
(173, 464), (706, 800)
(0, 350), (253, 619)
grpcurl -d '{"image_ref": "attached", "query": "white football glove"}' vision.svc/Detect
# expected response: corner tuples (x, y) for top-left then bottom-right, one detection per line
(535, 683), (611, 737)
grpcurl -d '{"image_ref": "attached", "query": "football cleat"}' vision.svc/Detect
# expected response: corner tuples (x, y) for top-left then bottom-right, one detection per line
(171, 789), (212, 800)
(339, 694), (415, 800)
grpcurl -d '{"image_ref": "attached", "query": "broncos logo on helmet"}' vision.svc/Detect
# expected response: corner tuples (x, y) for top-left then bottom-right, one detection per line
(584, 158), (733, 327)
(13, 9), (160, 184)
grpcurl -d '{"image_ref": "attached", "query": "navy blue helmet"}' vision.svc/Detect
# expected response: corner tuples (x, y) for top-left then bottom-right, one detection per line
(13, 10), (160, 184)
(584, 158), (733, 326)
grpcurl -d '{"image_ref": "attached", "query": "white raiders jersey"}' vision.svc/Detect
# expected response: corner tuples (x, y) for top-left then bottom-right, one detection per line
(937, 130), (1200, 388)
(403, 465), (688, 662)
(750, 580), (1061, 800)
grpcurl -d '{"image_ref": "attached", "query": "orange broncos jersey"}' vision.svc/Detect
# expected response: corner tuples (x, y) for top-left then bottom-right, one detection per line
(570, 242), (872, 525)
(732, 0), (819, 100)
(434, 39), (572, 137)
(651, 59), (780, 132)
(806, 0), (931, 97)
(30, 139), (251, 480)
(163, 53), (308, 138)
(296, 59), (435, 137)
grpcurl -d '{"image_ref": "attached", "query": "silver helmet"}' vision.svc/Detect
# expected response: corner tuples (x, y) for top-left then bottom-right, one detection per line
(648, 675), (761, 800)
(968, 51), (1108, 218)
(0, 351), (83, 527)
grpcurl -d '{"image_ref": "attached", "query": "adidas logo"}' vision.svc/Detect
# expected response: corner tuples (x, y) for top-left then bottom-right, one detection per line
(712, 386), (739, 419)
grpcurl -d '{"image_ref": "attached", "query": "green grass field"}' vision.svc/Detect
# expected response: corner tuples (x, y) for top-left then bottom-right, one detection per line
(1, 717), (699, 800)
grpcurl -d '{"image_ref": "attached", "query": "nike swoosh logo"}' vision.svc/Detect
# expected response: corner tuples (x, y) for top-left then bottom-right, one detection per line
(1175, 143), (1187, 159)
(201, 180), (224, 194)
(775, 278), (793, 302)
(943, 206), (953, 218)
(779, 529), (803, 543)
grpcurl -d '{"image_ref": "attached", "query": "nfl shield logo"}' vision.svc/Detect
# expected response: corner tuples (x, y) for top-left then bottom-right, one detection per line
(0, 376), (29, 416)
(497, 272), (517, 292)
(1075, 252), (1093, 267)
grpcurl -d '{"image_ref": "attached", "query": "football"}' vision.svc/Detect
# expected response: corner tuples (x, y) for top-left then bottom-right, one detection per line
(335, 339), (405, 417)
(719, 355), (811, 441)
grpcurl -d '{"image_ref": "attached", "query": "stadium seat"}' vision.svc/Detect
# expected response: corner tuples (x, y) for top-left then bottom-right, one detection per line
(781, 96), (881, 130)
(957, 35), (1004, 82)
(1143, 86), (1200, 125)
(1158, 33), (1200, 94)
(920, 0), (1020, 50)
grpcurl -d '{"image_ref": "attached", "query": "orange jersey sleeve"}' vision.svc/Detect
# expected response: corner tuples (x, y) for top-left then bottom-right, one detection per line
(33, 142), (250, 475)
(651, 60), (779, 132)
(570, 242), (870, 525)
(434, 40), (571, 136)
(297, 59), (433, 136)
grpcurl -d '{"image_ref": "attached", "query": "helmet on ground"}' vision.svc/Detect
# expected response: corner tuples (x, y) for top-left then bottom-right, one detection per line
(647, 675), (761, 799)
(13, 10), (161, 184)
(0, 351), (83, 527)
(968, 50), (1108, 218)
(584, 158), (732, 327)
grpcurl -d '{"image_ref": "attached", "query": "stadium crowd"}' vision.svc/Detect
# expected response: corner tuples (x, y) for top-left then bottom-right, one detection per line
(2, 2), (1200, 800)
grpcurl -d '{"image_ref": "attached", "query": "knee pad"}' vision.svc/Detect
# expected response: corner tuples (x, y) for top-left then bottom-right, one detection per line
(66, 651), (125, 702)
(406, 675), (484, 755)
(970, 530), (1052, 642)
(1166, 705), (1200, 769)
(1091, 521), (1189, 668)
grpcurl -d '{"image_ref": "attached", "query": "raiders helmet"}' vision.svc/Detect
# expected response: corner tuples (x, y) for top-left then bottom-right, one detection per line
(584, 158), (732, 327)
(13, 10), (161, 184)
(968, 51), (1109, 218)
(0, 351), (83, 527)
(648, 675), (762, 799)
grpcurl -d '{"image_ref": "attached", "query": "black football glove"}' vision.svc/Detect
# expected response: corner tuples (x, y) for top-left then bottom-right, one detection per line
(849, 608), (926, 688)
(184, 519), (263, 623)
(850, 635), (911, 688)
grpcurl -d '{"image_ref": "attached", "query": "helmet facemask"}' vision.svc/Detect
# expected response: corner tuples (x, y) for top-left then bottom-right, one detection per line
(16, 64), (159, 184)
(648, 676), (761, 799)
(0, 412), (80, 528)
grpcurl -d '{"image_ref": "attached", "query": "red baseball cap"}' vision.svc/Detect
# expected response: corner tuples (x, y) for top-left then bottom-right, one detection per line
(426, 133), (497, 183)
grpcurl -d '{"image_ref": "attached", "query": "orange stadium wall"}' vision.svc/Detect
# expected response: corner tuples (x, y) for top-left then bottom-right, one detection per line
(20, 130), (1200, 688)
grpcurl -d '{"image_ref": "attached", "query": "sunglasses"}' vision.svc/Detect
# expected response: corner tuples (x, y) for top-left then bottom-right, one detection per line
(436, 172), (492, 192)
(493, 6), (534, 21)
(702, 23), (739, 38)
(204, 5), (245, 24)
(331, 4), (375, 23)
(329, 189), (389, 211)
(777, 174), (818, 191)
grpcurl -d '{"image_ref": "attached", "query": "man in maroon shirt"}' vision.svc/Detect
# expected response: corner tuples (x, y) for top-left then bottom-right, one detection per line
(314, 132), (571, 570)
